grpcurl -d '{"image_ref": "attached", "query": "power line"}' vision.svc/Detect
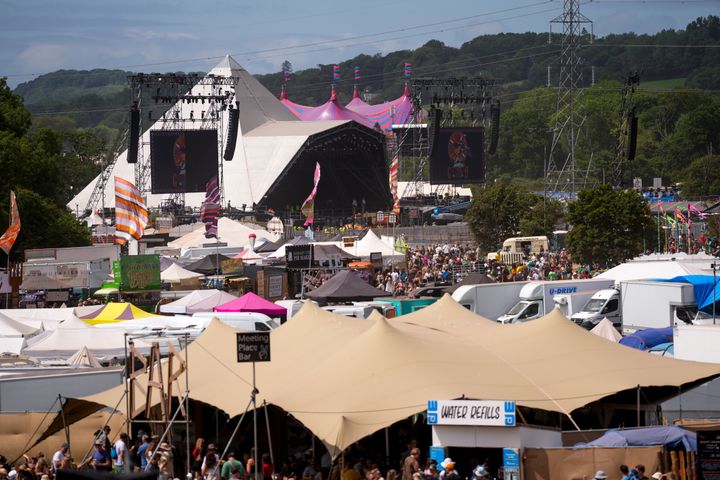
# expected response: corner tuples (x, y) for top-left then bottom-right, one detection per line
(2, 1), (554, 80)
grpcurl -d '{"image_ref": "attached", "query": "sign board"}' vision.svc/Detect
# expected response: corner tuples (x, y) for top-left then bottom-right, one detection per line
(342, 236), (357, 248)
(221, 258), (244, 275)
(46, 291), (69, 302)
(633, 177), (643, 191)
(370, 252), (383, 268)
(409, 209), (419, 219)
(23, 262), (91, 289)
(428, 447), (445, 468)
(388, 214), (397, 225)
(503, 448), (520, 480)
(236, 332), (271, 363)
(155, 216), (173, 232)
(698, 430), (720, 480)
(119, 255), (161, 291)
(286, 244), (313, 269)
(376, 211), (385, 222)
(268, 275), (283, 298)
(427, 400), (515, 426)
(112, 261), (121, 284)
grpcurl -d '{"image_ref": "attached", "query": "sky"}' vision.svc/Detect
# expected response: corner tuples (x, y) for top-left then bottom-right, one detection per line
(1, 0), (717, 88)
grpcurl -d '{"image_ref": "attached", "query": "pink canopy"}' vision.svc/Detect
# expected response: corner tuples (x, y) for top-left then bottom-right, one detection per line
(214, 291), (287, 316)
(280, 86), (314, 118)
(345, 84), (415, 131)
(297, 88), (377, 129)
(345, 85), (370, 110)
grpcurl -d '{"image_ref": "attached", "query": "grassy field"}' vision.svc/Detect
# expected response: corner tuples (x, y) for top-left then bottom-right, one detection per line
(641, 78), (687, 90)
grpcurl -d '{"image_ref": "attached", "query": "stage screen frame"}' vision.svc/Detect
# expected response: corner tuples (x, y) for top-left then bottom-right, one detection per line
(150, 129), (219, 194)
(429, 127), (485, 185)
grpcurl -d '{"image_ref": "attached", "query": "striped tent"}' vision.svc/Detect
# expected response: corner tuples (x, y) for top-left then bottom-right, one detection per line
(79, 302), (159, 325)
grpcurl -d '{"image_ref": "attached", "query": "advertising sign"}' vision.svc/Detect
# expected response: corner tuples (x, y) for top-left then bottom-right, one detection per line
(427, 400), (515, 426)
(370, 252), (383, 268)
(23, 263), (90, 289)
(430, 127), (485, 185)
(236, 332), (271, 363)
(268, 275), (283, 298)
(119, 255), (161, 291)
(503, 448), (520, 480)
(221, 258), (244, 275)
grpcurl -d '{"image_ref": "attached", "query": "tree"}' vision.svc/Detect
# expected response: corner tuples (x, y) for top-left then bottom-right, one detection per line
(566, 185), (651, 267)
(465, 183), (563, 252)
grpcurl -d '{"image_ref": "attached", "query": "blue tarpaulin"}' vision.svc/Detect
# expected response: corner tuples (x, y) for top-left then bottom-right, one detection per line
(619, 327), (673, 350)
(574, 426), (696, 451)
(660, 275), (719, 313)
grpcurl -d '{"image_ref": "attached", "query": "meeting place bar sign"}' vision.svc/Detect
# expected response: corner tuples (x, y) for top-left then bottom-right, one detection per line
(427, 400), (516, 426)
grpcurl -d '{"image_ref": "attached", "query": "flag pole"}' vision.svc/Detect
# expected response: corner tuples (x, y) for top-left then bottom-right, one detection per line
(5, 192), (11, 309)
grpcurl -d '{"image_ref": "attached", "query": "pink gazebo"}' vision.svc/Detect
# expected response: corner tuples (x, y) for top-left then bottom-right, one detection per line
(214, 291), (287, 316)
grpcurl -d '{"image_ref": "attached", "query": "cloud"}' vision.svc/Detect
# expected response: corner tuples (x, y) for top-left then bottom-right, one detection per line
(124, 28), (198, 41)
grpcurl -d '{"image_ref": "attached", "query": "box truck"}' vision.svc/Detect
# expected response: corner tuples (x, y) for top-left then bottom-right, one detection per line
(497, 279), (615, 324)
(620, 280), (697, 335)
(451, 282), (529, 319)
(552, 290), (599, 318)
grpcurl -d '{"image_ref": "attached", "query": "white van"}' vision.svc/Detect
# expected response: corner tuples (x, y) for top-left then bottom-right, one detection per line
(191, 311), (279, 331)
(274, 299), (313, 321)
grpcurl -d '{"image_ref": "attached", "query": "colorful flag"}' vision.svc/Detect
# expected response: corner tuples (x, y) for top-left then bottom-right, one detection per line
(404, 62), (412, 79)
(389, 155), (400, 214)
(675, 207), (687, 224)
(688, 204), (706, 219)
(0, 191), (20, 255)
(354, 66), (361, 82)
(200, 176), (220, 239)
(665, 214), (676, 226)
(332, 65), (340, 82)
(301, 162), (321, 227)
(114, 177), (148, 245)
(282, 64), (291, 82)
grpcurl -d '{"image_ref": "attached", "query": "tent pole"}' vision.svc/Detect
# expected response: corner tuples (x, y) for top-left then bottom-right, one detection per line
(58, 394), (71, 457)
(144, 393), (190, 472)
(12, 396), (61, 464)
(208, 393), (255, 480)
(185, 333), (191, 477)
(78, 390), (128, 466)
(253, 362), (259, 480)
(263, 400), (275, 467)
(637, 385), (641, 426)
(385, 427), (390, 468)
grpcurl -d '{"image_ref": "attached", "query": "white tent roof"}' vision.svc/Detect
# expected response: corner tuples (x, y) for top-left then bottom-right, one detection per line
(341, 229), (404, 264)
(67, 345), (103, 368)
(160, 262), (204, 283)
(160, 289), (237, 314)
(0, 312), (42, 337)
(597, 254), (716, 282)
(0, 337), (26, 355)
(67, 55), (352, 213)
(590, 318), (623, 342)
(22, 315), (148, 359)
(168, 218), (277, 250)
(0, 308), (75, 331)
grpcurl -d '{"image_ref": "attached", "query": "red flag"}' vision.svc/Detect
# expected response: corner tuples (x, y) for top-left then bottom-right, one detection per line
(0, 191), (20, 255)
(301, 162), (321, 227)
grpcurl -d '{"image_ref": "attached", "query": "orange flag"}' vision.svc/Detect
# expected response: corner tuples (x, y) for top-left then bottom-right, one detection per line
(0, 191), (20, 255)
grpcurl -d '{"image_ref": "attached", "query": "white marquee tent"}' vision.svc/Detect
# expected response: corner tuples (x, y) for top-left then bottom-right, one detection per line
(341, 229), (405, 265)
(160, 263), (205, 284)
(160, 289), (237, 314)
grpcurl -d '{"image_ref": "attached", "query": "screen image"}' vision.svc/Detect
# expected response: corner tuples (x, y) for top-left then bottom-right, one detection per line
(429, 127), (485, 185)
(150, 129), (218, 193)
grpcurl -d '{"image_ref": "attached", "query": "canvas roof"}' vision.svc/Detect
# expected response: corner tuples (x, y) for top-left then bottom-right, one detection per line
(160, 289), (237, 314)
(590, 318), (623, 342)
(0, 337), (26, 355)
(597, 254), (716, 282)
(168, 218), (277, 250)
(0, 311), (42, 336)
(47, 295), (720, 459)
(79, 302), (160, 325)
(67, 345), (103, 368)
(67, 56), (364, 213)
(340, 229), (405, 265)
(305, 270), (391, 303)
(214, 291), (287, 316)
(184, 253), (231, 275)
(161, 262), (205, 283)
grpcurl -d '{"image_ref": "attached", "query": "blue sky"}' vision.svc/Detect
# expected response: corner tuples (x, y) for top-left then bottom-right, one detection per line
(1, 0), (716, 87)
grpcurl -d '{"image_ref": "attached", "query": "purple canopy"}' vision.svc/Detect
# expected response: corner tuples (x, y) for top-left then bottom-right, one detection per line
(214, 291), (287, 316)
(345, 85), (370, 110)
(280, 86), (314, 118)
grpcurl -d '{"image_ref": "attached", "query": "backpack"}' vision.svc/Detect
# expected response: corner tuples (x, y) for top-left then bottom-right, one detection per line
(111, 447), (118, 460)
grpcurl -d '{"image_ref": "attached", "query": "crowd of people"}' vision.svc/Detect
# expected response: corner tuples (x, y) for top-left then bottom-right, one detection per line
(368, 243), (594, 297)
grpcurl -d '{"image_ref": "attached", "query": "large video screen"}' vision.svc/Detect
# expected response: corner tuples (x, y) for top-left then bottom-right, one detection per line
(429, 127), (485, 185)
(150, 130), (218, 193)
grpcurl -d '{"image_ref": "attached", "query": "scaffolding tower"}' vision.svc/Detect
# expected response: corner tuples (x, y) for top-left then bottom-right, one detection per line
(545, 0), (594, 198)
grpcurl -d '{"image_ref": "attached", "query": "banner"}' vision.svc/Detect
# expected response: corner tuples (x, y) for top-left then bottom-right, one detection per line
(114, 177), (148, 244)
(354, 66), (361, 82)
(332, 65), (340, 82)
(389, 155), (400, 214)
(200, 176), (220, 239)
(0, 191), (20, 255)
(119, 255), (161, 291)
(301, 162), (321, 227)
(404, 63), (412, 79)
(429, 127), (485, 185)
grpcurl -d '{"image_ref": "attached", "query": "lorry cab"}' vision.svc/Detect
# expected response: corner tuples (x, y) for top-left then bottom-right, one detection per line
(497, 300), (541, 324)
(570, 288), (621, 329)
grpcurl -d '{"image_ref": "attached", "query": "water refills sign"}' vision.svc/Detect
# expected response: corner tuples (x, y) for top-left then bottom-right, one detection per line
(427, 400), (515, 426)
(236, 332), (271, 363)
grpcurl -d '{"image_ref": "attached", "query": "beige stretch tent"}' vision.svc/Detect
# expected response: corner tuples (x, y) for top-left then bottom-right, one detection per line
(41, 295), (720, 457)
